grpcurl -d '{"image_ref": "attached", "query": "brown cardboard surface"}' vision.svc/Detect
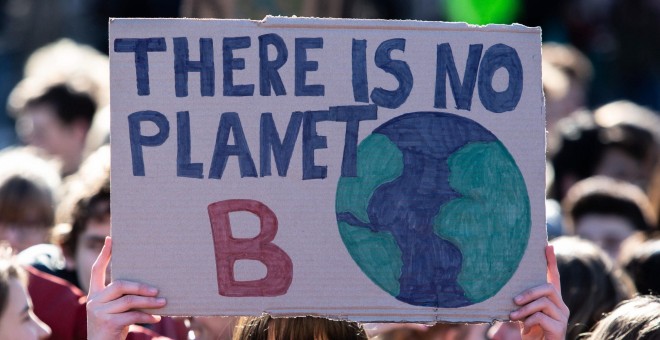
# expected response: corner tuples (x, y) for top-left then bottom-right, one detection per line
(109, 16), (546, 322)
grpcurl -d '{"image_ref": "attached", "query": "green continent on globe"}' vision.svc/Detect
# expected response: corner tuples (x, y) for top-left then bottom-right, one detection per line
(338, 222), (403, 296)
(336, 134), (404, 223)
(433, 141), (530, 303)
(336, 134), (404, 295)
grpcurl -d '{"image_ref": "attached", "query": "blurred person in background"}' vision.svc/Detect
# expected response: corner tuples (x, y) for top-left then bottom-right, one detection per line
(541, 42), (592, 136)
(562, 176), (657, 259)
(368, 322), (489, 340)
(0, 0), (112, 147)
(22, 252), (88, 339)
(0, 244), (51, 339)
(618, 231), (660, 296)
(581, 295), (660, 340)
(548, 110), (602, 201)
(9, 82), (96, 177)
(551, 236), (635, 339)
(549, 105), (659, 201)
(16, 39), (110, 111)
(592, 101), (660, 192)
(0, 146), (60, 253)
(4, 38), (110, 175)
(232, 315), (368, 340)
(22, 145), (187, 339)
(47, 161), (109, 293)
(186, 317), (238, 340)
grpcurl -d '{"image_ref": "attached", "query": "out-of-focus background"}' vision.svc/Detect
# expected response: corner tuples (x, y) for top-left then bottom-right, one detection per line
(1, 0), (659, 150)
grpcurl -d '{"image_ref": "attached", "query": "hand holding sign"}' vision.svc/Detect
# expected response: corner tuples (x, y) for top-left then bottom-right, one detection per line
(511, 245), (569, 340)
(489, 245), (569, 339)
(86, 237), (165, 340)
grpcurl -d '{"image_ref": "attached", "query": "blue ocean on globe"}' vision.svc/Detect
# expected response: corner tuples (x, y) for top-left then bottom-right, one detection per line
(336, 111), (530, 308)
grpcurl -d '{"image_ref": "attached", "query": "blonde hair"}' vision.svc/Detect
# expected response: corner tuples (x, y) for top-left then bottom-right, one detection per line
(233, 315), (367, 340)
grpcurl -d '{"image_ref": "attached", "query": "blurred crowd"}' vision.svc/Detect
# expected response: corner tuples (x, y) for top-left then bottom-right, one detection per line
(0, 0), (659, 339)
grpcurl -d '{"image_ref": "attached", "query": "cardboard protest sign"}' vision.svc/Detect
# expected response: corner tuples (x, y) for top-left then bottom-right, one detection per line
(109, 17), (546, 322)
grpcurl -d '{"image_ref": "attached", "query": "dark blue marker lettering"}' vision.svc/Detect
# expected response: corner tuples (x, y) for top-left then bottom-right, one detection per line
(128, 110), (170, 176)
(177, 111), (203, 178)
(333, 104), (378, 177)
(302, 110), (331, 179)
(370, 38), (413, 109)
(209, 112), (257, 179)
(295, 38), (324, 96)
(259, 112), (303, 177)
(223, 37), (255, 96)
(371, 39), (413, 109)
(259, 34), (288, 96)
(434, 43), (483, 110)
(352, 39), (369, 103)
(173, 37), (215, 97)
(114, 38), (166, 96)
(478, 44), (523, 113)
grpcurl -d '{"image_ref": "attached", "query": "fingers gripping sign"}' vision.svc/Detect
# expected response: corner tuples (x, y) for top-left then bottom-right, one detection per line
(509, 245), (569, 340)
(87, 237), (167, 340)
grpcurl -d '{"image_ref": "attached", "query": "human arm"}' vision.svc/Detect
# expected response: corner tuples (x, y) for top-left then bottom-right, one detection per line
(509, 245), (569, 340)
(86, 237), (167, 340)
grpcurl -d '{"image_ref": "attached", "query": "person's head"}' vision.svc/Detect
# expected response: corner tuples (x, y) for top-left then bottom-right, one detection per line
(619, 233), (660, 295)
(593, 101), (660, 192)
(0, 245), (51, 339)
(541, 43), (592, 133)
(548, 110), (603, 200)
(233, 315), (367, 340)
(188, 316), (239, 340)
(12, 82), (97, 176)
(562, 176), (657, 258)
(583, 295), (660, 340)
(593, 124), (658, 191)
(57, 146), (110, 293)
(551, 236), (635, 339)
(0, 147), (61, 253)
(549, 106), (659, 200)
(367, 323), (488, 340)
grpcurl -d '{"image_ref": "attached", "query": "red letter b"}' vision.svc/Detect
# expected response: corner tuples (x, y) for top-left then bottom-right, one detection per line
(208, 199), (293, 297)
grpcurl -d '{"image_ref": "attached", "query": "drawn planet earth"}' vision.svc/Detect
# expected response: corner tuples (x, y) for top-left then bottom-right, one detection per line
(335, 111), (530, 308)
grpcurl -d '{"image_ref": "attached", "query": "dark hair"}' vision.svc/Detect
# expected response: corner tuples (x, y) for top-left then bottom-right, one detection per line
(552, 236), (635, 339)
(233, 315), (367, 340)
(562, 176), (656, 234)
(620, 235), (660, 296)
(582, 295), (660, 340)
(549, 110), (603, 200)
(549, 109), (659, 201)
(599, 124), (656, 164)
(0, 175), (54, 229)
(60, 178), (109, 257)
(24, 83), (96, 127)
